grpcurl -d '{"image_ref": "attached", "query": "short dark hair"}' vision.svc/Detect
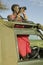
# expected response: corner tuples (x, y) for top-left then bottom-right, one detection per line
(11, 4), (19, 12)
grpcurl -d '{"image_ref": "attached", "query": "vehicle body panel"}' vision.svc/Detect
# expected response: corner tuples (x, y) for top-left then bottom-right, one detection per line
(0, 19), (43, 65)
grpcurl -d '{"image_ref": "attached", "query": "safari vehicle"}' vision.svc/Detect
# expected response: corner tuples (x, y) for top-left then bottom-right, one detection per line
(0, 18), (43, 65)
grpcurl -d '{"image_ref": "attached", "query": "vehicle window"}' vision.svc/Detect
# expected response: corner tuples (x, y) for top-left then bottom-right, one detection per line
(29, 35), (41, 40)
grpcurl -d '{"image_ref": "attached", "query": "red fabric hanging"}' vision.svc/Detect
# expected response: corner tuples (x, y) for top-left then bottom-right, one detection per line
(17, 35), (31, 57)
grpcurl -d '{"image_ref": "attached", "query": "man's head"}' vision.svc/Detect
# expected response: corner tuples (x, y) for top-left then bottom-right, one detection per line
(11, 4), (19, 13)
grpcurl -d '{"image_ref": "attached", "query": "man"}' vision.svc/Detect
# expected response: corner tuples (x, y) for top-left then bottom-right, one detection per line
(7, 5), (31, 60)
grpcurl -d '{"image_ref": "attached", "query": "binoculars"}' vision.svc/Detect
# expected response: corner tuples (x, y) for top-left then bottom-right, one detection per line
(19, 7), (26, 10)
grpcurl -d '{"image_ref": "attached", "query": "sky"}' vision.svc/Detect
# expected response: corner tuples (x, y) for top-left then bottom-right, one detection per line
(0, 0), (43, 24)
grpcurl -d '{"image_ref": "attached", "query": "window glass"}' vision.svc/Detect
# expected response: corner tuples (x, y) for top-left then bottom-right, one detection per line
(29, 35), (41, 40)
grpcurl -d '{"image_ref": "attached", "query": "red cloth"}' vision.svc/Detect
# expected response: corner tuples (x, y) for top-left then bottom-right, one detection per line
(17, 35), (31, 57)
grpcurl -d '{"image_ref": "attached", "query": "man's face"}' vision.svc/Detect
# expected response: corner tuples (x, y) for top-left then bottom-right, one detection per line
(13, 6), (19, 13)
